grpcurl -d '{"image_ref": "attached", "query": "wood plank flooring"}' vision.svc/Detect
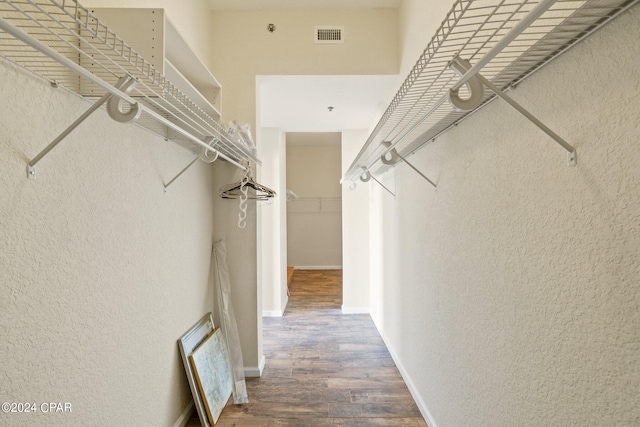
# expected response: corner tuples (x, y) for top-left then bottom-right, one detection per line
(189, 270), (426, 427)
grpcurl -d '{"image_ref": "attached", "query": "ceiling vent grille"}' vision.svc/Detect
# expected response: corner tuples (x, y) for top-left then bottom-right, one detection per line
(315, 26), (344, 44)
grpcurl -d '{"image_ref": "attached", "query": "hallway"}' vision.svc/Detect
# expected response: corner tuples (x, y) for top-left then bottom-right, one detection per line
(214, 269), (426, 426)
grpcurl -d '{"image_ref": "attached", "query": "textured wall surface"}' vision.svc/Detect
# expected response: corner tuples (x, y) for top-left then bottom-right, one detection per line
(0, 57), (217, 425)
(341, 130), (371, 313)
(370, 5), (640, 427)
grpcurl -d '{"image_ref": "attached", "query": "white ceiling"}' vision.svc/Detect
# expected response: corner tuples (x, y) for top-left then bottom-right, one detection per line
(207, 0), (401, 11)
(258, 75), (398, 133)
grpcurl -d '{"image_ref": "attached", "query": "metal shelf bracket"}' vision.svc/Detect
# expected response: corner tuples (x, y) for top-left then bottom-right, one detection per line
(163, 137), (220, 192)
(380, 141), (437, 188)
(450, 56), (577, 167)
(360, 168), (395, 197)
(26, 75), (136, 180)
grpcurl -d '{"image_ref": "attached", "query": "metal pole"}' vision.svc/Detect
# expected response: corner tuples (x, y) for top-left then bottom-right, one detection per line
(28, 92), (111, 171)
(0, 16), (139, 105)
(370, 175), (396, 197)
(141, 107), (247, 170)
(397, 154), (437, 188)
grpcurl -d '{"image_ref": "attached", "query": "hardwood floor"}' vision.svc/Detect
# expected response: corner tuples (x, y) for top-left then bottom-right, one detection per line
(189, 270), (426, 426)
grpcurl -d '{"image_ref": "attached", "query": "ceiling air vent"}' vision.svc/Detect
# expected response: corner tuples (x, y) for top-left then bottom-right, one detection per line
(315, 26), (344, 44)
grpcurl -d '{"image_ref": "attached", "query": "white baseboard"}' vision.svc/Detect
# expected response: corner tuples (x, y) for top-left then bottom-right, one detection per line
(263, 294), (288, 317)
(341, 306), (370, 314)
(373, 318), (439, 427)
(244, 355), (266, 378)
(294, 265), (343, 270)
(172, 400), (194, 427)
(263, 310), (284, 317)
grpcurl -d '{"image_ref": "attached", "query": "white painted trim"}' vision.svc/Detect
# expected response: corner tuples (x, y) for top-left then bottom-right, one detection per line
(341, 306), (370, 314)
(373, 318), (439, 427)
(245, 355), (266, 378)
(172, 400), (194, 427)
(263, 309), (284, 317)
(263, 294), (288, 317)
(294, 265), (343, 270)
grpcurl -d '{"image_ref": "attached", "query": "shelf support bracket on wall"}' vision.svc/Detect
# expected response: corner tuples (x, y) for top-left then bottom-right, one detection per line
(380, 141), (437, 188)
(164, 137), (219, 192)
(360, 168), (395, 197)
(26, 75), (137, 180)
(450, 56), (577, 167)
(163, 156), (199, 192)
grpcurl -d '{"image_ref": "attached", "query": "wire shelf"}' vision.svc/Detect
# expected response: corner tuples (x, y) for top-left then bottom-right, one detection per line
(0, 0), (259, 167)
(344, 0), (638, 182)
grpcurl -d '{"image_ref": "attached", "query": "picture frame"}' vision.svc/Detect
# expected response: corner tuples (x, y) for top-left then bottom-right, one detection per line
(178, 313), (215, 427)
(188, 327), (233, 425)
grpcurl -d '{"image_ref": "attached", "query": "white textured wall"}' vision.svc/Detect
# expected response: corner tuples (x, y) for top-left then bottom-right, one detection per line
(341, 130), (371, 313)
(286, 144), (342, 268)
(0, 59), (216, 425)
(371, 5), (640, 427)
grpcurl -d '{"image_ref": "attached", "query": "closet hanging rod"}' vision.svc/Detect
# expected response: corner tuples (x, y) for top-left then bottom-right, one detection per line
(0, 15), (248, 173)
(342, 0), (638, 184)
(0, 15), (137, 106)
(351, 0), (564, 180)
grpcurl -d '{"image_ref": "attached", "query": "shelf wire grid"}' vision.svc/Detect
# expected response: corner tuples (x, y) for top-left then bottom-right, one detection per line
(344, 0), (638, 182)
(0, 0), (259, 166)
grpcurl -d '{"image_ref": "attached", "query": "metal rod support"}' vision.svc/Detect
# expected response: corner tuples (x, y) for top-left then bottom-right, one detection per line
(381, 142), (436, 188)
(370, 175), (396, 197)
(451, 0), (557, 91)
(474, 72), (577, 161)
(164, 157), (199, 191)
(28, 92), (111, 171)
(398, 155), (437, 188)
(26, 76), (136, 179)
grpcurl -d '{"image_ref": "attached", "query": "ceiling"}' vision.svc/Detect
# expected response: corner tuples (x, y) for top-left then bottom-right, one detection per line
(258, 75), (398, 133)
(207, 0), (401, 11)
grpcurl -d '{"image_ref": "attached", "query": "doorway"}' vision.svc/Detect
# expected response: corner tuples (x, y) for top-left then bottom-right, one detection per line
(256, 75), (397, 318)
(285, 132), (343, 270)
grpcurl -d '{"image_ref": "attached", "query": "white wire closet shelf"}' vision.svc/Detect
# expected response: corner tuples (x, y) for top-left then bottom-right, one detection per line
(0, 0), (260, 178)
(343, 0), (638, 184)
